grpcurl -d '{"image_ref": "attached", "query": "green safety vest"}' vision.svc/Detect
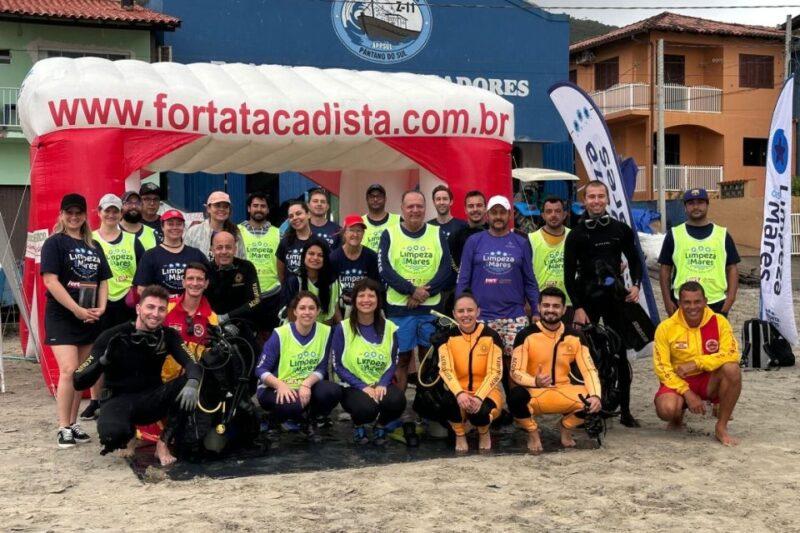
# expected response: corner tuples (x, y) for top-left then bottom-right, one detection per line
(92, 230), (136, 302)
(362, 213), (400, 252)
(341, 320), (398, 386)
(529, 228), (571, 306)
(238, 223), (280, 292)
(671, 223), (728, 304)
(304, 279), (341, 323)
(275, 323), (331, 388)
(385, 224), (442, 307)
(132, 225), (157, 251)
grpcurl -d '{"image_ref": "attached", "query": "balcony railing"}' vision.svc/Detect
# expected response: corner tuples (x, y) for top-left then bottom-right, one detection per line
(590, 83), (722, 115)
(792, 213), (800, 256)
(634, 167), (648, 193)
(1, 87), (20, 129)
(651, 165), (723, 192)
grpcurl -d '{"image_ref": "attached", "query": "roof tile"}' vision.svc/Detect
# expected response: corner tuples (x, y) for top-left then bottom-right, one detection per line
(0, 0), (179, 28)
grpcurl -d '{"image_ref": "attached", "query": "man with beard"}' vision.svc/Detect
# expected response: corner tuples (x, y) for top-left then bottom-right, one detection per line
(447, 190), (487, 273)
(362, 184), (400, 252)
(139, 182), (164, 244)
(119, 191), (158, 251)
(308, 188), (341, 249)
(658, 188), (740, 317)
(509, 287), (602, 453)
(428, 185), (467, 241)
(563, 180), (643, 428)
(528, 197), (572, 320)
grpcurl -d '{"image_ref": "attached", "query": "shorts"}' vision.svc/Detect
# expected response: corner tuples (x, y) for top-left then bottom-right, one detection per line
(44, 300), (101, 346)
(390, 314), (437, 353)
(485, 316), (529, 358)
(654, 372), (718, 404)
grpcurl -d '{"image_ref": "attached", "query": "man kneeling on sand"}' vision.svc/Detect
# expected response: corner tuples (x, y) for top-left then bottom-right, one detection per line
(508, 287), (602, 453)
(653, 281), (742, 446)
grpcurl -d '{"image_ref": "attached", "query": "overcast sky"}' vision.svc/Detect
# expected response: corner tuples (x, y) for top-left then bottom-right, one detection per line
(534, 1), (799, 28)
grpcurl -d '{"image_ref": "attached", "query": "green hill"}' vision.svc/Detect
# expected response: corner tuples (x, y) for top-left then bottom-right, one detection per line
(569, 16), (618, 44)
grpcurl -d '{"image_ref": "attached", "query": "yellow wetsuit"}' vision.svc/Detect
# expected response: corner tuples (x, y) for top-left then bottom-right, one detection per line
(509, 322), (601, 432)
(438, 323), (504, 436)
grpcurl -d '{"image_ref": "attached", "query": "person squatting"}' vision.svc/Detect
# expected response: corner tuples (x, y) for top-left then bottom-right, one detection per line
(50, 180), (742, 464)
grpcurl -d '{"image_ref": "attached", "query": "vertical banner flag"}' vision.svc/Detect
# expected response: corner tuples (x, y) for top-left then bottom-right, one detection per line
(548, 82), (660, 323)
(760, 77), (797, 345)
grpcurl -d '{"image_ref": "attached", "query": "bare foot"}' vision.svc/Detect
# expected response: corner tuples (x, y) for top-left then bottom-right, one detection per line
(560, 424), (576, 448)
(115, 438), (138, 458)
(454, 435), (469, 452)
(715, 422), (740, 447)
(478, 430), (491, 451)
(666, 419), (685, 431)
(155, 440), (177, 466)
(526, 431), (543, 454)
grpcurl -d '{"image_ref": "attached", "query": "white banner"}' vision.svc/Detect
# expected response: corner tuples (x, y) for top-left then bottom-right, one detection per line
(548, 82), (660, 322)
(760, 77), (797, 345)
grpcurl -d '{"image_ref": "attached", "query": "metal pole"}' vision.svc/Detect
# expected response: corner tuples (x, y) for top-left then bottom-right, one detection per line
(657, 39), (667, 233)
(785, 14), (792, 80)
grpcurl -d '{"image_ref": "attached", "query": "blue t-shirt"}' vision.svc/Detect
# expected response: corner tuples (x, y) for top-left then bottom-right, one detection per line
(277, 235), (316, 277)
(428, 217), (468, 242)
(456, 231), (539, 320)
(141, 217), (164, 244)
(311, 220), (341, 250)
(133, 244), (209, 296)
(330, 246), (380, 299)
(40, 233), (112, 308)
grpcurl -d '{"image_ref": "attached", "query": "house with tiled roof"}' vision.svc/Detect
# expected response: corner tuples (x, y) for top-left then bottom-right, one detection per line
(0, 0), (179, 260)
(569, 12), (786, 221)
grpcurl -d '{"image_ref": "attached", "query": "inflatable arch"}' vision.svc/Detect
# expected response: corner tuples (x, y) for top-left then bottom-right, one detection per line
(18, 57), (514, 392)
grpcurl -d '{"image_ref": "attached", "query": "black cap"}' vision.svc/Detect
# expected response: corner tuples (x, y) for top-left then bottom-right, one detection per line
(121, 190), (141, 203)
(60, 193), (87, 212)
(139, 182), (161, 197)
(366, 183), (386, 196)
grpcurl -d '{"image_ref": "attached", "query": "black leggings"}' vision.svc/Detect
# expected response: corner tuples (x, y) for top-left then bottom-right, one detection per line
(97, 376), (186, 453)
(257, 380), (342, 423)
(441, 392), (497, 427)
(340, 385), (406, 426)
(585, 303), (633, 416)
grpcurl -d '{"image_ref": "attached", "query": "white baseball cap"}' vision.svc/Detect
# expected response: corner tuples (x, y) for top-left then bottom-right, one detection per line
(487, 195), (511, 211)
(98, 193), (122, 211)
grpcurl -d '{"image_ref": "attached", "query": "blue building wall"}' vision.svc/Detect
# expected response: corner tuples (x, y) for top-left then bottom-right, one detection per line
(153, 0), (572, 214)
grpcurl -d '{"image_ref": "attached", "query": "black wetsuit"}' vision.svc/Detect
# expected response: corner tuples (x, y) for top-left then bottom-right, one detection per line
(563, 213), (643, 422)
(73, 321), (201, 453)
(206, 258), (262, 322)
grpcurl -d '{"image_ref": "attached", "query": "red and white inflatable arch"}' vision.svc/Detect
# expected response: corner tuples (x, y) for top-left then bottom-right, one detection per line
(18, 57), (514, 392)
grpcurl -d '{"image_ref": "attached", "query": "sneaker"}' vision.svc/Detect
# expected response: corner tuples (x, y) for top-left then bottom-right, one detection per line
(304, 423), (322, 444)
(79, 400), (100, 421)
(402, 422), (420, 448)
(372, 426), (388, 447)
(70, 423), (91, 444)
(353, 426), (369, 445)
(57, 427), (76, 449)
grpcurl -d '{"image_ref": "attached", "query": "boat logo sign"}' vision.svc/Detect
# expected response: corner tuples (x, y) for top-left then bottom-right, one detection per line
(332, 1), (432, 65)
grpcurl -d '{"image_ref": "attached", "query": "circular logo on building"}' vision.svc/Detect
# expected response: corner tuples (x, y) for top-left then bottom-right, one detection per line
(331, 1), (432, 65)
(771, 128), (788, 174)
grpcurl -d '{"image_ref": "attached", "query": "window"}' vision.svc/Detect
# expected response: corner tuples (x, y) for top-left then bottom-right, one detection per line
(743, 138), (768, 166)
(664, 55), (685, 85)
(739, 54), (774, 89)
(594, 57), (619, 91)
(0, 50), (10, 64)
(653, 133), (681, 165)
(569, 69), (577, 84)
(40, 49), (130, 61)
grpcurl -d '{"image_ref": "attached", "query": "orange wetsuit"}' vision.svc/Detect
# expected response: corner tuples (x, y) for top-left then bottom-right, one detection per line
(509, 322), (600, 432)
(438, 323), (504, 436)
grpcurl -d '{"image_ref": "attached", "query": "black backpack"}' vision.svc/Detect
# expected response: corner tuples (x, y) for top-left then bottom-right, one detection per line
(742, 319), (796, 369)
(573, 323), (624, 414)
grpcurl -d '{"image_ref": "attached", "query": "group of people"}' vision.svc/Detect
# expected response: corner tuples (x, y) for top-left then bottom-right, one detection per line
(43, 178), (744, 466)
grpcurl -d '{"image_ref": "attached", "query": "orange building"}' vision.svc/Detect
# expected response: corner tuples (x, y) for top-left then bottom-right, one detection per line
(569, 12), (786, 203)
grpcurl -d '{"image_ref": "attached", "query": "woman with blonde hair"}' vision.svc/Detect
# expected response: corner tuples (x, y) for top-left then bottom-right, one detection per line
(41, 193), (111, 448)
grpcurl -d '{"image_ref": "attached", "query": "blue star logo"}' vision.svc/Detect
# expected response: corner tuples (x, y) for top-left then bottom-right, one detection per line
(772, 129), (788, 174)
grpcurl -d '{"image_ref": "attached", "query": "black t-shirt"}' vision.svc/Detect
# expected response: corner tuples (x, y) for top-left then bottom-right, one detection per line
(311, 220), (341, 250)
(133, 244), (209, 296)
(658, 223), (741, 266)
(428, 217), (468, 242)
(448, 224), (487, 271)
(141, 217), (164, 244)
(330, 246), (380, 298)
(40, 233), (112, 307)
(277, 235), (315, 276)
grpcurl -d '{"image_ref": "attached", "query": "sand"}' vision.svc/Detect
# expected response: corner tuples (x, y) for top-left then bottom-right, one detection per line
(1, 286), (799, 532)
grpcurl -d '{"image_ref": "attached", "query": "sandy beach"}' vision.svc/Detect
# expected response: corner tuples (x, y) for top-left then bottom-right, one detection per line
(1, 286), (798, 532)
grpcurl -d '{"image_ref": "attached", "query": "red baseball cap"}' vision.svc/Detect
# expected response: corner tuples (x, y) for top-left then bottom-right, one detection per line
(161, 209), (185, 222)
(343, 214), (367, 229)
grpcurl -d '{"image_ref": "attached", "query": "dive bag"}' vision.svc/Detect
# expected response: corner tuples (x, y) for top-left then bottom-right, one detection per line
(742, 319), (796, 369)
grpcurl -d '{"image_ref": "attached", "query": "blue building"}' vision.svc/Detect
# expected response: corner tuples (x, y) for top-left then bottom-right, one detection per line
(150, 0), (572, 219)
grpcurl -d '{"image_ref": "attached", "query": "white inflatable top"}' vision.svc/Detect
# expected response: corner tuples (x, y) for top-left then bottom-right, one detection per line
(18, 58), (514, 173)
